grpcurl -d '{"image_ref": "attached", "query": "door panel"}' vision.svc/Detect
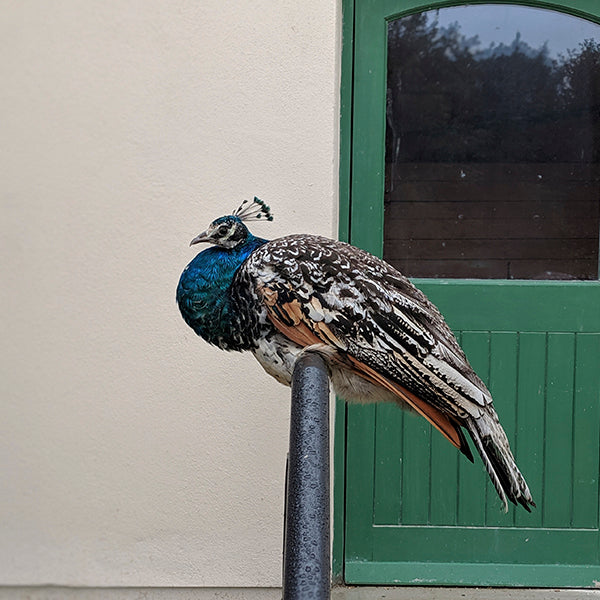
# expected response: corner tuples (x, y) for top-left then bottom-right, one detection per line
(345, 283), (600, 585)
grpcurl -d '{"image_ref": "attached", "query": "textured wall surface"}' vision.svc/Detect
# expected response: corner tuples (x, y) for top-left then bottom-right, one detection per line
(0, 0), (340, 587)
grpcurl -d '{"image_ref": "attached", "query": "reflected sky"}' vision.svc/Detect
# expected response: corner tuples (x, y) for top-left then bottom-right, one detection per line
(432, 5), (599, 57)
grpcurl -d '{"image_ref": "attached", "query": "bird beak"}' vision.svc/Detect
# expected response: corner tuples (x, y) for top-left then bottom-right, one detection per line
(189, 230), (212, 246)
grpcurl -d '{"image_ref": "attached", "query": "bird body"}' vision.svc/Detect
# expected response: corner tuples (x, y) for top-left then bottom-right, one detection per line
(177, 198), (534, 512)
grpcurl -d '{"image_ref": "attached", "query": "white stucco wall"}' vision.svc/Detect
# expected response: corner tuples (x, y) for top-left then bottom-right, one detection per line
(1, 0), (340, 589)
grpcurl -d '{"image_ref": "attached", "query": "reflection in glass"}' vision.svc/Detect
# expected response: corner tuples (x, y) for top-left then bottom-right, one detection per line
(384, 5), (600, 279)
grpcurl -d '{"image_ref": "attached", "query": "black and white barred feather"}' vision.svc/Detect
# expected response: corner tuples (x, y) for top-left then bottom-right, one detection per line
(235, 235), (534, 512)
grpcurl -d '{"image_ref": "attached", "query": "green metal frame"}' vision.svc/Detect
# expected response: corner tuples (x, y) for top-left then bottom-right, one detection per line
(334, 0), (600, 585)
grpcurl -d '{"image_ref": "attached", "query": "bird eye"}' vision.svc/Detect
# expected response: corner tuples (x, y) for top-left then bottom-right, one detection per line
(218, 225), (228, 235)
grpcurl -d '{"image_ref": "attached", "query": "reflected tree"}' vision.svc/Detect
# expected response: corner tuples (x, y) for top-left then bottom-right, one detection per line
(386, 14), (600, 163)
(557, 39), (600, 162)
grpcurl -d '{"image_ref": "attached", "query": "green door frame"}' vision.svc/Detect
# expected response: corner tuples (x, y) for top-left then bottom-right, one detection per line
(334, 0), (600, 585)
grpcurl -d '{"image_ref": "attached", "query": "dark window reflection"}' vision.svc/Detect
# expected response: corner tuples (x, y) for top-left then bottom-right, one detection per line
(384, 5), (600, 279)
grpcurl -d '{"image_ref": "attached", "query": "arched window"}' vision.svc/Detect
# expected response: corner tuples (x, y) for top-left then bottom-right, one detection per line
(384, 5), (600, 280)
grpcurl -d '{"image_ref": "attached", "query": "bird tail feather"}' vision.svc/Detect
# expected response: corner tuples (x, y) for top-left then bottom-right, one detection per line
(466, 410), (535, 512)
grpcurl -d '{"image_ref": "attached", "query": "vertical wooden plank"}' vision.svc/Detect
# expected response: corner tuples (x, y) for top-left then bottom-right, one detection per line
(400, 415), (431, 525)
(429, 418), (459, 526)
(457, 331), (490, 525)
(350, 0), (386, 259)
(487, 332), (519, 526)
(543, 333), (575, 528)
(571, 334), (600, 529)
(515, 332), (546, 528)
(336, 0), (354, 246)
(373, 403), (403, 525)
(345, 404), (377, 561)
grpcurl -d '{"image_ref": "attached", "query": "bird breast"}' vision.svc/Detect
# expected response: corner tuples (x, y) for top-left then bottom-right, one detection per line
(252, 333), (404, 407)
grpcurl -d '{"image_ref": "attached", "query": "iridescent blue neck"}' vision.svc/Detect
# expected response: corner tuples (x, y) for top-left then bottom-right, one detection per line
(176, 235), (268, 350)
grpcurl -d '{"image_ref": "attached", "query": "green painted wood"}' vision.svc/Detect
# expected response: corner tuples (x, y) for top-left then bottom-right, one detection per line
(345, 560), (600, 587)
(341, 0), (600, 588)
(400, 415), (431, 525)
(383, 0), (600, 20)
(337, 0), (354, 246)
(514, 332), (546, 529)
(373, 404), (403, 525)
(370, 526), (600, 565)
(487, 332), (519, 527)
(428, 416), (459, 525)
(415, 280), (600, 333)
(544, 333), (576, 528)
(572, 334), (600, 529)
(345, 404), (377, 562)
(345, 299), (600, 584)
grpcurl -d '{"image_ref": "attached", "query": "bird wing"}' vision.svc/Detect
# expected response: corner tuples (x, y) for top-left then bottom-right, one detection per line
(257, 278), (467, 450)
(243, 234), (492, 455)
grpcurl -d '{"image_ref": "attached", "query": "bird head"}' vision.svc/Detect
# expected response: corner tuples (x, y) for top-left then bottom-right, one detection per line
(189, 197), (273, 249)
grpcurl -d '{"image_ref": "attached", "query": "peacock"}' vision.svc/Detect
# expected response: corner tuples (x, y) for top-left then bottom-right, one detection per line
(176, 197), (534, 512)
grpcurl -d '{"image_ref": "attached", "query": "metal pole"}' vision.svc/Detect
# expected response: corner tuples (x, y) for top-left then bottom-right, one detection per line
(283, 352), (330, 600)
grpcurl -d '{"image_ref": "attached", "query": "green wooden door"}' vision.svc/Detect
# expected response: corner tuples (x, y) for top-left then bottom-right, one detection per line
(338, 0), (600, 587)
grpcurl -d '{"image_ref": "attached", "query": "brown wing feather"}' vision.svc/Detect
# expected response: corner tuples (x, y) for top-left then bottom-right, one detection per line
(345, 355), (465, 450)
(262, 285), (466, 453)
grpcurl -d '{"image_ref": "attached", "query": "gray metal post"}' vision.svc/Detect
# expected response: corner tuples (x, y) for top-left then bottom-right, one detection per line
(283, 352), (330, 599)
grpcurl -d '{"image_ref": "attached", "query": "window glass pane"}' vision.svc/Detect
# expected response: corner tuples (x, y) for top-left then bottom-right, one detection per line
(384, 5), (600, 279)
